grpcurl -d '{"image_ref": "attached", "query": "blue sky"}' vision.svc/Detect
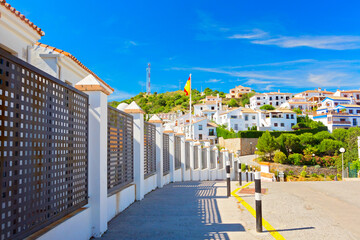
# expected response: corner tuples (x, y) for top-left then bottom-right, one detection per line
(14, 0), (360, 100)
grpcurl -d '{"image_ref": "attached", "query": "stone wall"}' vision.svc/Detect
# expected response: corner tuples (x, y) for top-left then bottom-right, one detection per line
(218, 137), (258, 156)
(270, 163), (338, 176)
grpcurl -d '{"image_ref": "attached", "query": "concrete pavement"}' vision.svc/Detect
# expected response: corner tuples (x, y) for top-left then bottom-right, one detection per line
(101, 181), (260, 240)
(101, 180), (360, 240)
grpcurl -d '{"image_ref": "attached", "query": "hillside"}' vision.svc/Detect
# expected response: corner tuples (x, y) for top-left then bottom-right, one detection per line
(109, 88), (256, 114)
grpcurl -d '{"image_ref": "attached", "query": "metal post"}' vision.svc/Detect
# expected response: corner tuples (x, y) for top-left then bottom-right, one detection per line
(245, 164), (248, 182)
(342, 152), (344, 180)
(255, 172), (263, 232)
(250, 166), (253, 181)
(226, 160), (231, 197)
(239, 162), (242, 186)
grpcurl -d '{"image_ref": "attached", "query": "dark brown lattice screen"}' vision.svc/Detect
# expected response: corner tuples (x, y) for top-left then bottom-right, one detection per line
(193, 146), (199, 169)
(202, 148), (207, 169)
(210, 150), (216, 169)
(219, 152), (224, 169)
(174, 136), (181, 170)
(107, 106), (134, 195)
(163, 134), (170, 176)
(185, 142), (190, 170)
(0, 48), (88, 240)
(144, 122), (156, 178)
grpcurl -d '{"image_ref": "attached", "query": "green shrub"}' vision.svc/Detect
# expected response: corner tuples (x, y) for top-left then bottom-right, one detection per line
(300, 171), (307, 178)
(314, 165), (320, 169)
(288, 170), (294, 176)
(320, 173), (325, 178)
(288, 153), (303, 165)
(311, 173), (318, 177)
(303, 165), (307, 171)
(329, 174), (335, 180)
(241, 164), (246, 172)
(274, 151), (287, 164)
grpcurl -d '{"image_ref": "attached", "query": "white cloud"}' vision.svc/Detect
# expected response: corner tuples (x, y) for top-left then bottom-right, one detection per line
(307, 72), (348, 87)
(252, 35), (360, 50)
(108, 89), (135, 101)
(172, 67), (291, 80)
(244, 79), (271, 85)
(206, 79), (221, 83)
(228, 29), (267, 39)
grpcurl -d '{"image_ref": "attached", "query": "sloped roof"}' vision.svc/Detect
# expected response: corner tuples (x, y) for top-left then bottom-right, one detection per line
(0, 0), (45, 36)
(35, 43), (113, 91)
(207, 122), (218, 128)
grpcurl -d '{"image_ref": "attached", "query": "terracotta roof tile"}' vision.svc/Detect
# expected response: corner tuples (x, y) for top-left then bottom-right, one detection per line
(35, 43), (113, 91)
(0, 0), (45, 36)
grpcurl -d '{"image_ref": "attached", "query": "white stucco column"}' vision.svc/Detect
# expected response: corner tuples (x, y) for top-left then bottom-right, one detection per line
(213, 146), (219, 170)
(177, 133), (186, 181)
(165, 130), (175, 182)
(75, 75), (113, 237)
(189, 140), (194, 180)
(224, 149), (229, 174)
(149, 115), (164, 188)
(198, 144), (203, 173)
(124, 102), (145, 201)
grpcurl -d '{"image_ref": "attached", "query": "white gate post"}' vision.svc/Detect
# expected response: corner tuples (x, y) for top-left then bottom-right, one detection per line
(189, 140), (194, 180)
(179, 134), (186, 181)
(75, 77), (111, 237)
(165, 128), (175, 182)
(205, 142), (211, 180)
(149, 115), (164, 188)
(124, 102), (145, 200)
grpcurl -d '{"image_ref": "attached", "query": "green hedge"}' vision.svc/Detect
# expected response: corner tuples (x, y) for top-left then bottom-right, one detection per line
(217, 126), (328, 139)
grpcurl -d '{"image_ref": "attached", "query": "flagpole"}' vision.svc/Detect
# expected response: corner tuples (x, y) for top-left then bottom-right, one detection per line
(189, 74), (192, 139)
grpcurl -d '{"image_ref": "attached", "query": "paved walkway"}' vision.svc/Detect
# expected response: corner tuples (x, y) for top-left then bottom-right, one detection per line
(237, 155), (259, 167)
(101, 180), (360, 240)
(101, 181), (256, 240)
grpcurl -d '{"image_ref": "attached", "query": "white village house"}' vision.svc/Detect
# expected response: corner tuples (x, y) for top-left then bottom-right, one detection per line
(250, 90), (292, 109)
(214, 107), (297, 132)
(311, 96), (360, 132)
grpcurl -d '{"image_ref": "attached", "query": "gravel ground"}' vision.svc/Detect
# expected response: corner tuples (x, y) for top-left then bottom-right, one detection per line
(237, 155), (259, 167)
(233, 181), (360, 240)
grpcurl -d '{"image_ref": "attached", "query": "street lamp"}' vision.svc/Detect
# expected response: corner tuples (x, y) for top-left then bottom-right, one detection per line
(340, 147), (345, 180)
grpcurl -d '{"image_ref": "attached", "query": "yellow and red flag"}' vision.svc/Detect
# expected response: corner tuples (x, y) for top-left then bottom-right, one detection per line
(184, 75), (191, 96)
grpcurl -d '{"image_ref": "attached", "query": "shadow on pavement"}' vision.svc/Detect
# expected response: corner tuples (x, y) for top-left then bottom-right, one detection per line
(266, 226), (315, 233)
(102, 181), (245, 240)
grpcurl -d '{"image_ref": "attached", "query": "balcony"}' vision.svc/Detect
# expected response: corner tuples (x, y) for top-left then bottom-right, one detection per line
(328, 121), (351, 125)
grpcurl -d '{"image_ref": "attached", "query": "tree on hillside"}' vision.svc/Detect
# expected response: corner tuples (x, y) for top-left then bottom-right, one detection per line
(292, 108), (303, 114)
(318, 139), (344, 155)
(240, 92), (255, 106)
(260, 104), (276, 110)
(276, 133), (302, 156)
(256, 131), (278, 160)
(299, 132), (318, 146)
(332, 128), (348, 142)
(314, 131), (333, 142)
(228, 98), (239, 107)
(344, 127), (360, 163)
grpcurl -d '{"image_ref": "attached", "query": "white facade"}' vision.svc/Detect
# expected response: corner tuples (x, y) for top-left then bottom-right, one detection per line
(216, 108), (259, 131)
(333, 90), (360, 104)
(214, 107), (297, 132)
(260, 109), (297, 131)
(250, 91), (291, 109)
(226, 85), (252, 98)
(193, 95), (222, 120)
(183, 118), (217, 142)
(311, 97), (360, 132)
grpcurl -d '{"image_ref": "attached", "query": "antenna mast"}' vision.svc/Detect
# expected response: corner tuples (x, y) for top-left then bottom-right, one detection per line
(146, 63), (151, 95)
